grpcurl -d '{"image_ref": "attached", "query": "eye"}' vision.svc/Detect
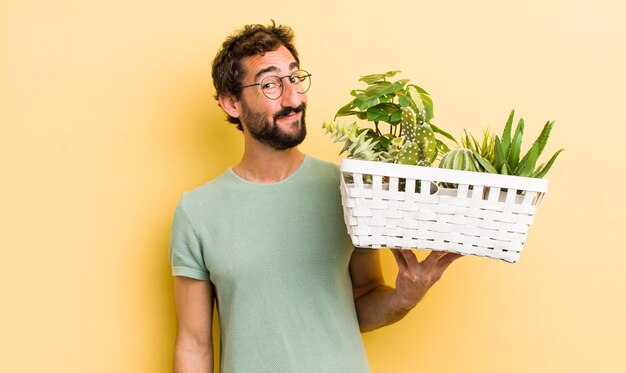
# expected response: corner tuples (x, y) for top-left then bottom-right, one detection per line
(260, 76), (281, 91)
(262, 82), (277, 89)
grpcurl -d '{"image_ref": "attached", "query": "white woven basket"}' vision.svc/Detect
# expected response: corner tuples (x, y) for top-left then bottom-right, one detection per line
(340, 158), (549, 263)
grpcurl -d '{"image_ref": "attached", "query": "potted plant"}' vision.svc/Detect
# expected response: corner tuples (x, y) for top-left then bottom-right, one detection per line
(323, 72), (563, 263)
(323, 70), (454, 167)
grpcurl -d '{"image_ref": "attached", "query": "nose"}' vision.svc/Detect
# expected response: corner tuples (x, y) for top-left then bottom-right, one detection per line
(279, 78), (305, 108)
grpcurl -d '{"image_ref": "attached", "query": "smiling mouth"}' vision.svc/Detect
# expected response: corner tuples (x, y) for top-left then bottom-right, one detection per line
(273, 104), (306, 122)
(278, 112), (300, 119)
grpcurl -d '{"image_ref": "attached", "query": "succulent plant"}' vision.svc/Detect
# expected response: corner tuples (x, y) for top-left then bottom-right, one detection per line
(461, 128), (495, 165)
(322, 121), (383, 161)
(396, 107), (436, 166)
(439, 148), (479, 172)
(469, 110), (564, 178)
(437, 147), (479, 188)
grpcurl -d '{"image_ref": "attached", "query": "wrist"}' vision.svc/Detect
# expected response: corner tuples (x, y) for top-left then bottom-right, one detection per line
(391, 287), (421, 314)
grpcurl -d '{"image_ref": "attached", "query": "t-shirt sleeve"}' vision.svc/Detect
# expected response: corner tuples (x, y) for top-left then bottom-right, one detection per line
(169, 198), (210, 280)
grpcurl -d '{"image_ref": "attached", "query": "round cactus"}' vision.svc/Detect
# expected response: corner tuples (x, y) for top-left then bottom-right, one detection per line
(439, 148), (480, 189)
(439, 148), (479, 172)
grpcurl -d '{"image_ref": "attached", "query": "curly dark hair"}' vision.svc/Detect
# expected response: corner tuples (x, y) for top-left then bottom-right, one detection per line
(211, 21), (300, 131)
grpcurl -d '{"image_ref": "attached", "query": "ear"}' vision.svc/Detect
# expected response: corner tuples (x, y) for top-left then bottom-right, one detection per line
(218, 93), (241, 119)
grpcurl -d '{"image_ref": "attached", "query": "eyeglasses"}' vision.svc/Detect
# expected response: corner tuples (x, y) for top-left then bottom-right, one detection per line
(240, 70), (312, 100)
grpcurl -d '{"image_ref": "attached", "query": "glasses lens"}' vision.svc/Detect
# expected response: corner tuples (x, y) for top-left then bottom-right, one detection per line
(260, 76), (283, 99)
(291, 70), (311, 94)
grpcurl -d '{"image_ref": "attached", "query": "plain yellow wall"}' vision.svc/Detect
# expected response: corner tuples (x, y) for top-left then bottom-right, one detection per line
(2, 0), (625, 372)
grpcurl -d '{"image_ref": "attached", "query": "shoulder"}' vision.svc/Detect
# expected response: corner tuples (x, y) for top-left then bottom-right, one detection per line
(299, 155), (343, 195)
(303, 155), (341, 179)
(177, 170), (233, 217)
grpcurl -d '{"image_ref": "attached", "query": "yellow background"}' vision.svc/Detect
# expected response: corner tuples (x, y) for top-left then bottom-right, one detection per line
(2, 0), (625, 372)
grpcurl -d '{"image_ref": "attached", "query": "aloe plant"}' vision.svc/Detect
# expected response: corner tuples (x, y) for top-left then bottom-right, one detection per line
(469, 110), (564, 178)
(323, 71), (455, 166)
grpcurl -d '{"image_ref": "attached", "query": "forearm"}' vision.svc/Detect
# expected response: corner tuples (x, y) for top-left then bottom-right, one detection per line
(354, 284), (421, 333)
(350, 249), (458, 333)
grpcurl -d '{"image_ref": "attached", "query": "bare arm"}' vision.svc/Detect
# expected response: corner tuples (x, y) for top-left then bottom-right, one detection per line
(350, 249), (461, 333)
(173, 277), (214, 373)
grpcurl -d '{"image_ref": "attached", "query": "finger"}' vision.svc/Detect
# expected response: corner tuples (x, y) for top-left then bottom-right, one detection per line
(390, 249), (409, 271)
(399, 249), (420, 268)
(424, 250), (447, 265)
(436, 253), (463, 271)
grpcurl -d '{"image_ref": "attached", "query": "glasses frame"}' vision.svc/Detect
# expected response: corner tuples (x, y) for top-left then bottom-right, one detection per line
(240, 70), (312, 100)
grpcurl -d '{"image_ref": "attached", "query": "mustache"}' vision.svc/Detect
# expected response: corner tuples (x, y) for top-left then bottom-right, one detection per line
(273, 103), (306, 121)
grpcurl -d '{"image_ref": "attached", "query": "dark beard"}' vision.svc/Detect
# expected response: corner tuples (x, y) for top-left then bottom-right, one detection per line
(241, 103), (307, 150)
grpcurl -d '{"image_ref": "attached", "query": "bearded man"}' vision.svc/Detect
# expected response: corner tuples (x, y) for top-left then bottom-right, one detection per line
(169, 22), (461, 373)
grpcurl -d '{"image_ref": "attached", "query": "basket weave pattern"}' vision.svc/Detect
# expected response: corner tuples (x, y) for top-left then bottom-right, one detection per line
(340, 159), (548, 263)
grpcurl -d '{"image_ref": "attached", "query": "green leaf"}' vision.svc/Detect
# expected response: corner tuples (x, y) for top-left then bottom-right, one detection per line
(531, 120), (554, 159)
(413, 85), (430, 95)
(377, 135), (392, 149)
(350, 89), (365, 97)
(501, 109), (515, 156)
(494, 136), (505, 172)
(473, 151), (497, 173)
(406, 84), (434, 122)
(354, 111), (368, 120)
(334, 110), (359, 117)
(366, 103), (398, 122)
(335, 101), (356, 119)
(389, 109), (402, 123)
(420, 94), (434, 122)
(396, 92), (412, 108)
(480, 129), (493, 157)
(507, 117), (524, 171)
(471, 133), (481, 153)
(352, 94), (370, 110)
(516, 142), (539, 177)
(435, 139), (451, 155)
(470, 152), (482, 171)
(406, 85), (423, 108)
(464, 129), (474, 151)
(359, 71), (401, 84)
(501, 163), (509, 175)
(365, 81), (393, 97)
(379, 95), (393, 103)
(532, 163), (545, 177)
(392, 79), (410, 92)
(353, 94), (381, 111)
(431, 123), (457, 144)
(532, 148), (564, 178)
(367, 109), (389, 122)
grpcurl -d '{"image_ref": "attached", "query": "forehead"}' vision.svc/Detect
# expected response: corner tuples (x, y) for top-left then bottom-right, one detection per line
(241, 45), (299, 80)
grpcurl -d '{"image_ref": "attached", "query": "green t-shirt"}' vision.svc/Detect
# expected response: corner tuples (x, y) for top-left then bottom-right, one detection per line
(169, 155), (369, 373)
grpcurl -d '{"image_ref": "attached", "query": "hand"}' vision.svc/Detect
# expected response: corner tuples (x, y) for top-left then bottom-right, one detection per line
(390, 249), (462, 311)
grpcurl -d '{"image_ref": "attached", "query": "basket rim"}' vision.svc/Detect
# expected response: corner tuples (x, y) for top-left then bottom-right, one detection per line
(340, 158), (548, 192)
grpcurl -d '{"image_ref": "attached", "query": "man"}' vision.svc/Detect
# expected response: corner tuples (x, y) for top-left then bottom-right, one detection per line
(170, 22), (461, 373)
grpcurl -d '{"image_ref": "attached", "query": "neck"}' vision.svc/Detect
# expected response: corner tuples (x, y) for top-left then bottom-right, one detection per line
(233, 138), (305, 184)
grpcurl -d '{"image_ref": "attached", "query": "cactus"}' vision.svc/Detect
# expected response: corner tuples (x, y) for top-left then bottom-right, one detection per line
(440, 148), (479, 172)
(396, 107), (437, 166)
(438, 148), (479, 188)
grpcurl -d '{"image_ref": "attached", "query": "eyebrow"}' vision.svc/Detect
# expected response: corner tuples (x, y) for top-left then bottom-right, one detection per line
(254, 61), (300, 81)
